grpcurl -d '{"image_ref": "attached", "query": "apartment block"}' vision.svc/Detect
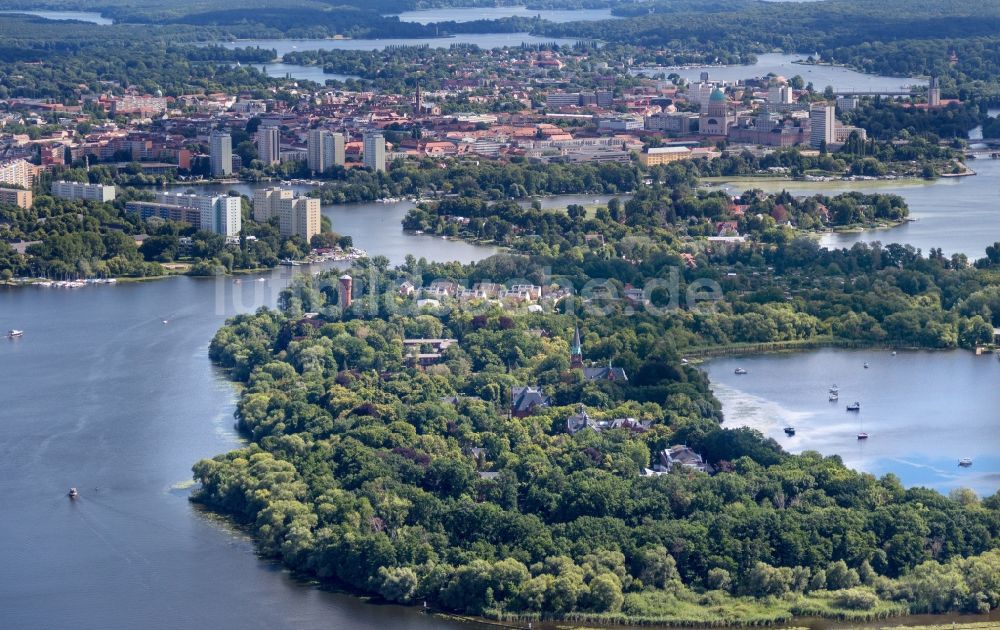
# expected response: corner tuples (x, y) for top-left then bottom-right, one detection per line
(0, 187), (32, 209)
(256, 125), (280, 166)
(253, 187), (320, 242)
(51, 180), (117, 203)
(127, 192), (241, 236)
(0, 158), (33, 190)
(307, 129), (345, 173)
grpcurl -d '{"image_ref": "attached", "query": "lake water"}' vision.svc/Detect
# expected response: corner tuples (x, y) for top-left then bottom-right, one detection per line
(634, 53), (925, 94)
(712, 158), (1000, 258)
(967, 107), (1000, 142)
(0, 9), (112, 24)
(258, 62), (357, 84)
(0, 276), (505, 630)
(221, 33), (582, 56)
(706, 349), (1000, 496)
(392, 6), (616, 24)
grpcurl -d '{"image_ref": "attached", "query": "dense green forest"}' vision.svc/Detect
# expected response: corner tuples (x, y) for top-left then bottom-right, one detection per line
(403, 187), (910, 247)
(195, 234), (1000, 623)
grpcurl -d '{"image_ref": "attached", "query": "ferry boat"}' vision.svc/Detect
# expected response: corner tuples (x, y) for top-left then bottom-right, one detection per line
(7, 329), (24, 338)
(68, 487), (79, 498)
(846, 402), (861, 411)
(959, 458), (973, 467)
(734, 367), (748, 375)
(783, 427), (796, 436)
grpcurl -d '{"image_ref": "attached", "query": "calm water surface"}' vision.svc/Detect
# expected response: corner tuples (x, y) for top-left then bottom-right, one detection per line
(634, 53), (925, 93)
(706, 349), (1000, 495)
(0, 278), (495, 630)
(222, 33), (581, 56)
(392, 6), (616, 23)
(0, 9), (112, 24)
(713, 158), (1000, 257)
(257, 62), (357, 83)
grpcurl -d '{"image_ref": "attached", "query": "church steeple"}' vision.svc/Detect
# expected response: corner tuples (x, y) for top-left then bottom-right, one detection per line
(570, 326), (583, 368)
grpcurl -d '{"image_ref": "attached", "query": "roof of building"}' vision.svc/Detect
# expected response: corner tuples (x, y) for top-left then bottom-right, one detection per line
(646, 146), (692, 155)
(709, 87), (726, 102)
(511, 386), (550, 414)
(583, 366), (628, 381)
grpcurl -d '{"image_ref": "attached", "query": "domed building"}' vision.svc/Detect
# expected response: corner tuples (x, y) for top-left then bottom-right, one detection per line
(699, 87), (734, 136)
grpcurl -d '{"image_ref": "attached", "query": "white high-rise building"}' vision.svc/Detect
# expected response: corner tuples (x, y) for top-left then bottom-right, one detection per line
(130, 192), (241, 237)
(809, 103), (835, 149)
(253, 186), (293, 222)
(51, 180), (116, 202)
(156, 191), (241, 236)
(767, 85), (793, 105)
(256, 125), (280, 166)
(0, 158), (33, 190)
(210, 129), (233, 177)
(253, 187), (320, 242)
(279, 196), (321, 243)
(307, 129), (345, 173)
(363, 132), (386, 173)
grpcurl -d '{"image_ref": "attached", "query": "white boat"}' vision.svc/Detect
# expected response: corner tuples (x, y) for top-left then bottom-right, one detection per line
(959, 458), (973, 467)
(829, 384), (839, 393)
(846, 402), (861, 411)
(864, 362), (869, 369)
(734, 367), (747, 375)
(68, 487), (79, 498)
(856, 412), (868, 439)
(6, 329), (24, 338)
(829, 392), (839, 401)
